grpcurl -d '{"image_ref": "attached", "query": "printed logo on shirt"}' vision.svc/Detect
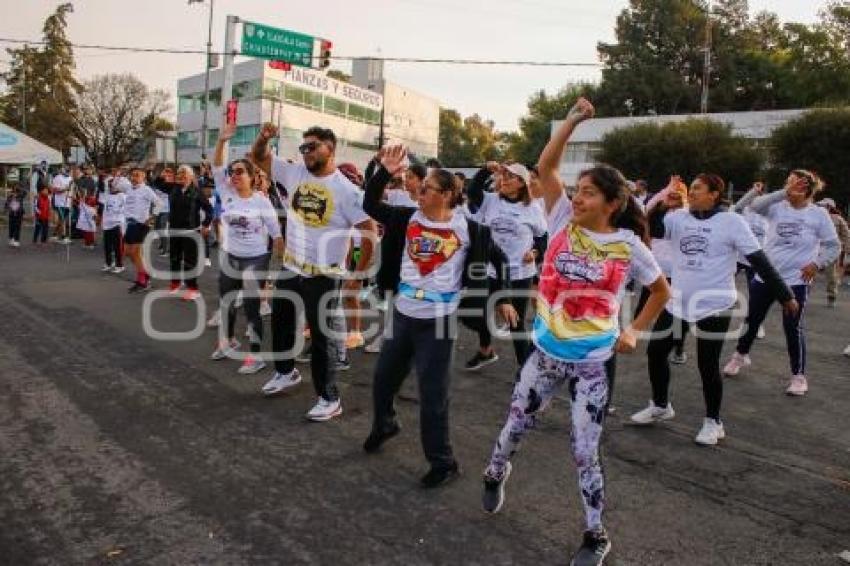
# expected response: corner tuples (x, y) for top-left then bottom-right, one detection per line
(406, 221), (461, 276)
(490, 215), (519, 236)
(291, 182), (334, 228)
(776, 221), (803, 239)
(680, 235), (709, 255)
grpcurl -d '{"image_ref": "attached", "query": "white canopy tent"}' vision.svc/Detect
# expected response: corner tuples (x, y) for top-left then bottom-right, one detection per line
(0, 122), (62, 165)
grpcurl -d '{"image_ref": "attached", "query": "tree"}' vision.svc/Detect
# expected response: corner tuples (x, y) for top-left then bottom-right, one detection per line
(437, 108), (504, 166)
(0, 3), (80, 155)
(71, 74), (171, 168)
(768, 108), (850, 209)
(504, 83), (597, 165)
(597, 119), (763, 191)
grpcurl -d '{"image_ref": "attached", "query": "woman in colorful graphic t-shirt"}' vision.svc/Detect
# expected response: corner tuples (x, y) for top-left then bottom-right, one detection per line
(482, 98), (671, 566)
(361, 145), (516, 489)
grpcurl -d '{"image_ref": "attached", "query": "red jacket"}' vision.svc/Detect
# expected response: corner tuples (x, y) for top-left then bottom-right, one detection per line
(36, 194), (51, 221)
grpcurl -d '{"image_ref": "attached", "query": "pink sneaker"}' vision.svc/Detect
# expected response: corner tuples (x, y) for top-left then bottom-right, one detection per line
(723, 352), (751, 376)
(786, 374), (808, 396)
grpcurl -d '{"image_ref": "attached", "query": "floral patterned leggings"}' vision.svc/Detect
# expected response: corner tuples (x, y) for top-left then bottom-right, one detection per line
(485, 348), (609, 530)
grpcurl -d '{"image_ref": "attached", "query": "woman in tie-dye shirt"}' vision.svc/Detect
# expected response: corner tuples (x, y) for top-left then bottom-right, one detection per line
(481, 98), (671, 566)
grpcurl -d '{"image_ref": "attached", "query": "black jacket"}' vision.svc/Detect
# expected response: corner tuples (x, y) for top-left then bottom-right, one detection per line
(363, 165), (511, 327)
(154, 179), (213, 230)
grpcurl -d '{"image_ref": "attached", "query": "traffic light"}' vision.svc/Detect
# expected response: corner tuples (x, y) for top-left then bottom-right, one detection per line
(318, 40), (332, 69)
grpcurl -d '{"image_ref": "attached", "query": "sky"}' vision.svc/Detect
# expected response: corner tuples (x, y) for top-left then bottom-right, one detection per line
(0, 0), (825, 131)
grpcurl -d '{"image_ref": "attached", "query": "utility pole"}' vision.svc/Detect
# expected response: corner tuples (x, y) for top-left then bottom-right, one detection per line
(189, 0), (215, 159)
(221, 15), (239, 159)
(701, 1), (713, 114)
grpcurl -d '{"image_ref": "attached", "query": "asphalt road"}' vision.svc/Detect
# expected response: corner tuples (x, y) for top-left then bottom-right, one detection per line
(1, 233), (848, 565)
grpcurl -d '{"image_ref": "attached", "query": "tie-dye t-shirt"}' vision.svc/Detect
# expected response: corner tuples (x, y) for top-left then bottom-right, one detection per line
(533, 223), (660, 363)
(396, 210), (471, 319)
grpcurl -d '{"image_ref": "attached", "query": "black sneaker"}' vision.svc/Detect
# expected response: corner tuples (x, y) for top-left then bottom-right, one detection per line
(363, 423), (401, 453)
(570, 528), (611, 566)
(128, 282), (143, 293)
(482, 462), (511, 513)
(465, 351), (499, 371)
(420, 461), (460, 489)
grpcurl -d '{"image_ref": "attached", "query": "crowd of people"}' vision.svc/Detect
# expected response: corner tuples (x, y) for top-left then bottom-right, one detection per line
(4, 97), (850, 566)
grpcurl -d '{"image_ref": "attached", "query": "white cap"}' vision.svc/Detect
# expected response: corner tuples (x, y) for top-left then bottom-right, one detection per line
(502, 163), (531, 187)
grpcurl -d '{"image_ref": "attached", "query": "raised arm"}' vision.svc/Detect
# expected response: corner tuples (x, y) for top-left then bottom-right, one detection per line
(363, 145), (413, 226)
(537, 97), (595, 214)
(250, 122), (276, 174)
(214, 122), (236, 167)
(466, 164), (495, 214)
(732, 182), (764, 213)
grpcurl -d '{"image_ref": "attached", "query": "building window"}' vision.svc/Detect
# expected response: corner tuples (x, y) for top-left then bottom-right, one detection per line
(323, 96), (347, 117)
(231, 125), (261, 146)
(263, 79), (282, 101)
(234, 79), (262, 101)
(348, 103), (367, 123)
(177, 131), (201, 148)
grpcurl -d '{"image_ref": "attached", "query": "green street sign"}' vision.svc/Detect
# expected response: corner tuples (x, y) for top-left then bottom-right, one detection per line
(241, 21), (314, 67)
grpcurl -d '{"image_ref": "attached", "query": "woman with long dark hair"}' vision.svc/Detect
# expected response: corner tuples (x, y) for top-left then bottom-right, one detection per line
(722, 170), (839, 395)
(481, 99), (670, 566)
(631, 174), (796, 445)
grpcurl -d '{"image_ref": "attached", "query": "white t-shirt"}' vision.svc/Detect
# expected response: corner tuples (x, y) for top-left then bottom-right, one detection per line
(212, 173), (281, 258)
(51, 174), (71, 207)
(386, 188), (418, 208)
(547, 193), (574, 235)
(650, 238), (674, 277)
(271, 159), (370, 276)
(759, 200), (838, 286)
(76, 204), (97, 233)
(102, 192), (126, 231)
(664, 209), (761, 322)
(124, 184), (160, 223)
(476, 192), (547, 281)
(737, 208), (768, 267)
(396, 210), (471, 319)
(153, 188), (171, 215)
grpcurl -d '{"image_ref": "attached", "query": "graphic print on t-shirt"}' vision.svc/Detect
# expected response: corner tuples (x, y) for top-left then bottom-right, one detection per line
(291, 182), (334, 228)
(406, 221), (461, 276)
(776, 221), (803, 242)
(534, 224), (631, 361)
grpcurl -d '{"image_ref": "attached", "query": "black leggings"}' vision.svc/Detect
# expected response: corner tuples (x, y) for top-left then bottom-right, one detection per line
(103, 226), (123, 267)
(647, 309), (732, 421)
(219, 253), (270, 352)
(477, 277), (534, 365)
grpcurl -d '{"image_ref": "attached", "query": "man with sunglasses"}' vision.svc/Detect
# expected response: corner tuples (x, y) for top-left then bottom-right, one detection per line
(251, 124), (377, 422)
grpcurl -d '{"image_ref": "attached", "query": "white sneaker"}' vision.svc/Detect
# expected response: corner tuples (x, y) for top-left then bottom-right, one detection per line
(102, 264), (114, 272)
(630, 401), (676, 425)
(234, 292), (243, 308)
(238, 355), (266, 375)
(786, 374), (808, 396)
(260, 302), (272, 317)
(11, 240), (20, 248)
(111, 265), (126, 274)
(306, 397), (342, 422)
(207, 310), (221, 328)
(204, 258), (212, 267)
(844, 344), (850, 357)
(365, 335), (383, 353)
(756, 325), (766, 339)
(695, 418), (725, 446)
(262, 369), (301, 396)
(210, 339), (240, 361)
(722, 352), (751, 376)
(669, 351), (687, 364)
(49, 236), (59, 242)
(61, 238), (71, 245)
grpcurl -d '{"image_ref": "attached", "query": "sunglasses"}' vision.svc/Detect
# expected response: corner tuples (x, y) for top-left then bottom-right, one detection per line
(298, 141), (322, 155)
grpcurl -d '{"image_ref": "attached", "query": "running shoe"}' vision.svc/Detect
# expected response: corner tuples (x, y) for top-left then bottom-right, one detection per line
(465, 351), (499, 371)
(365, 335), (383, 353)
(210, 339), (240, 361)
(10, 240), (20, 248)
(305, 397), (342, 422)
(207, 310), (221, 328)
(570, 528), (611, 566)
(102, 264), (114, 272)
(722, 352), (751, 376)
(261, 369), (301, 396)
(259, 301), (272, 317)
(168, 282), (181, 295)
(111, 265), (126, 274)
(482, 462), (512, 514)
(60, 238), (71, 245)
(345, 332), (365, 349)
(695, 418), (725, 446)
(420, 461), (460, 489)
(363, 422), (401, 453)
(238, 355), (266, 375)
(204, 258), (212, 267)
(629, 401), (675, 425)
(182, 289), (201, 302)
(336, 356), (351, 372)
(128, 282), (144, 293)
(669, 351), (687, 365)
(786, 374), (808, 396)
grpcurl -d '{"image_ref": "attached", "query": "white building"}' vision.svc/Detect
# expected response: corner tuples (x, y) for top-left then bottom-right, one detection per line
(177, 59), (384, 166)
(551, 109), (807, 184)
(351, 58), (440, 160)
